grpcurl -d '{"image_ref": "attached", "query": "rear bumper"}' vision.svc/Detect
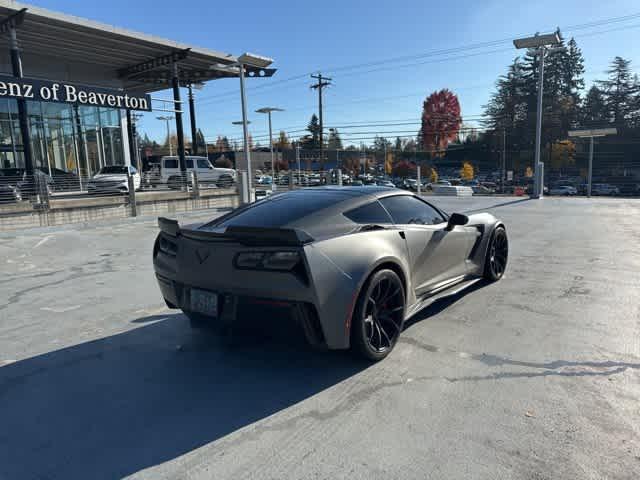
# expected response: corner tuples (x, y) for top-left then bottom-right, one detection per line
(155, 272), (326, 346)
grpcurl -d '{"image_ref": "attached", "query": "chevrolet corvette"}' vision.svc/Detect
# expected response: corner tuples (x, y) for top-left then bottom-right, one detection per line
(153, 187), (508, 361)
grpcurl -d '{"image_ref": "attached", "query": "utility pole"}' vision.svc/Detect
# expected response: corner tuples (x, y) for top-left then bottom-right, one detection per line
(310, 73), (332, 170)
(502, 127), (506, 193)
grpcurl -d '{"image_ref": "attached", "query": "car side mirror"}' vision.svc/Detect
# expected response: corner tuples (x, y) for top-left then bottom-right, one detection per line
(446, 213), (469, 231)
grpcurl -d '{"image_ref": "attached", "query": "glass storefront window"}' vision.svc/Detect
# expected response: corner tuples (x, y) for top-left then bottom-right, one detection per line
(0, 99), (23, 169)
(1, 99), (126, 188)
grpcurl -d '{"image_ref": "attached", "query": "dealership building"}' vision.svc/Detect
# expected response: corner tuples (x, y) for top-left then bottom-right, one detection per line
(0, 1), (274, 183)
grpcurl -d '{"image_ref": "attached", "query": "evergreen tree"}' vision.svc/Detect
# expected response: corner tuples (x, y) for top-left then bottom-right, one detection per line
(195, 128), (207, 153)
(372, 135), (391, 151)
(598, 56), (639, 130)
(327, 128), (343, 149)
(300, 114), (321, 149)
(483, 58), (527, 131)
(581, 86), (608, 127)
(215, 135), (231, 151)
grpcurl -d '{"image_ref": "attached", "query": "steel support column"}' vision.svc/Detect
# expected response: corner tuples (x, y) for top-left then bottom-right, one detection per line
(9, 28), (33, 173)
(172, 62), (187, 172)
(188, 84), (198, 156)
(126, 109), (137, 168)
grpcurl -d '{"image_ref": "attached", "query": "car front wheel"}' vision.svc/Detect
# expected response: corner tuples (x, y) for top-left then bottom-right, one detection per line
(351, 269), (405, 361)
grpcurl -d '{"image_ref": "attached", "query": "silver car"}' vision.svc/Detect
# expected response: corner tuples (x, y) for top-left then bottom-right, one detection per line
(153, 187), (508, 361)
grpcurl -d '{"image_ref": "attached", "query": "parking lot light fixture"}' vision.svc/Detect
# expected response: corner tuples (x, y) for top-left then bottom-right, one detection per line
(256, 107), (284, 191)
(156, 115), (174, 156)
(514, 32), (561, 199)
(568, 128), (617, 197)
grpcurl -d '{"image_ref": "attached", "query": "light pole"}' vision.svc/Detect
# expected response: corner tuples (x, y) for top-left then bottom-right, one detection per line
(568, 128), (617, 197)
(232, 119), (252, 169)
(514, 32), (562, 198)
(157, 115), (174, 156)
(236, 53), (274, 194)
(256, 107), (284, 191)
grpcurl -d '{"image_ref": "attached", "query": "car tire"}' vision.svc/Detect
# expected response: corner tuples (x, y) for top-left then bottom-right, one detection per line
(351, 269), (405, 362)
(483, 226), (508, 281)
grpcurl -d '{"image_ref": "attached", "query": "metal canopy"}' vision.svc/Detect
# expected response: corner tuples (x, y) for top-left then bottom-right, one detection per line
(0, 1), (275, 93)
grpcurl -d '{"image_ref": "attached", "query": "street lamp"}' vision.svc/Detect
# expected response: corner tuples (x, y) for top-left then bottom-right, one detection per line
(513, 31), (562, 198)
(568, 128), (617, 197)
(256, 107), (284, 191)
(231, 120), (251, 153)
(236, 53), (273, 195)
(156, 115), (174, 156)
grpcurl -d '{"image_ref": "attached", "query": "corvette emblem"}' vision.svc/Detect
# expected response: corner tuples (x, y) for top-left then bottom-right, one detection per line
(195, 248), (210, 264)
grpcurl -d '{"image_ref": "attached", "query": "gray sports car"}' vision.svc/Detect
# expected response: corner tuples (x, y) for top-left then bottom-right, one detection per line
(153, 187), (508, 361)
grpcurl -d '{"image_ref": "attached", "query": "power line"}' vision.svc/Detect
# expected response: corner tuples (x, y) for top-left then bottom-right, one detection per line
(193, 11), (640, 108)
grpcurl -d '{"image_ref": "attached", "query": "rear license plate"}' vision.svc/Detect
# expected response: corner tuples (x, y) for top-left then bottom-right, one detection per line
(190, 289), (218, 316)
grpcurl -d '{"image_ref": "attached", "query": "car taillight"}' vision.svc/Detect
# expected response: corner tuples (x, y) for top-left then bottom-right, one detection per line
(235, 251), (300, 271)
(158, 236), (177, 257)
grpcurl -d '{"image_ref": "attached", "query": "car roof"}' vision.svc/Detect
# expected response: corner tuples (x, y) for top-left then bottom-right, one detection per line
(285, 185), (411, 199)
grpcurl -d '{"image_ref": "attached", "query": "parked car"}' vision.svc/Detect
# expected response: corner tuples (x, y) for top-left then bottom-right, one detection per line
(154, 188), (508, 360)
(549, 185), (577, 196)
(591, 183), (619, 196)
(0, 167), (53, 196)
(307, 174), (322, 186)
(0, 183), (22, 203)
(406, 179), (419, 191)
(472, 185), (494, 195)
(87, 165), (141, 194)
(159, 156), (236, 189)
(618, 183), (640, 196)
(375, 180), (395, 188)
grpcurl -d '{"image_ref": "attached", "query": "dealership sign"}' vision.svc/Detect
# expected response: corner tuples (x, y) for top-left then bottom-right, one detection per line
(0, 75), (151, 111)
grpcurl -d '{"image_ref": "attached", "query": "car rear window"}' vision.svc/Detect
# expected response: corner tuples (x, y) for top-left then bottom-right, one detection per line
(206, 192), (346, 228)
(164, 159), (178, 169)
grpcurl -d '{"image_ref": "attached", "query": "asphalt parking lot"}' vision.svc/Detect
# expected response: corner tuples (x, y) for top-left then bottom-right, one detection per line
(1, 195), (639, 480)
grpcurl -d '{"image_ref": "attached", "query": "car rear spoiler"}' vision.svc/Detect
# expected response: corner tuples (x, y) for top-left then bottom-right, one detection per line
(158, 217), (314, 246)
(158, 217), (179, 236)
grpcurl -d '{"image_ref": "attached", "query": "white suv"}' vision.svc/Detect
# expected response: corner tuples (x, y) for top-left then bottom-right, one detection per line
(160, 156), (237, 188)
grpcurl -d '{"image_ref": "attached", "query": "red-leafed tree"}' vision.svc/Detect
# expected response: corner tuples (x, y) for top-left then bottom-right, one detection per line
(421, 89), (462, 157)
(392, 160), (416, 178)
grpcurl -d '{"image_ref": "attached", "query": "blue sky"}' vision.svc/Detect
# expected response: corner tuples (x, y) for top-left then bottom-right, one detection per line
(29, 0), (640, 146)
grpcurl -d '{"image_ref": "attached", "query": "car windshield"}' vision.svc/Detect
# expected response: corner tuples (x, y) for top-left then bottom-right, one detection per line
(98, 166), (128, 175)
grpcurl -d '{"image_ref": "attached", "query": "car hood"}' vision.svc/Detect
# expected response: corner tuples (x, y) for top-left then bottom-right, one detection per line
(90, 174), (128, 182)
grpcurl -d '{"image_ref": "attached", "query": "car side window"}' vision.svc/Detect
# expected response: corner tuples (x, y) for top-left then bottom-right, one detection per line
(379, 195), (446, 225)
(344, 201), (393, 224)
(185, 159), (194, 169)
(197, 159), (210, 169)
(164, 159), (178, 169)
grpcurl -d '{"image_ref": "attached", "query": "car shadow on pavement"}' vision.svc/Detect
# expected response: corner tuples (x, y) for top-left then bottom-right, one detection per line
(403, 279), (490, 331)
(0, 313), (369, 480)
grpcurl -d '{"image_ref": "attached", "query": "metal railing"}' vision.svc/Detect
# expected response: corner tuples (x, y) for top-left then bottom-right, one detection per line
(0, 168), (241, 230)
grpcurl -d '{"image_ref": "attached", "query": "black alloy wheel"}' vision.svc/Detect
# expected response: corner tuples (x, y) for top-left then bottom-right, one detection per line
(352, 269), (405, 361)
(484, 226), (508, 281)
